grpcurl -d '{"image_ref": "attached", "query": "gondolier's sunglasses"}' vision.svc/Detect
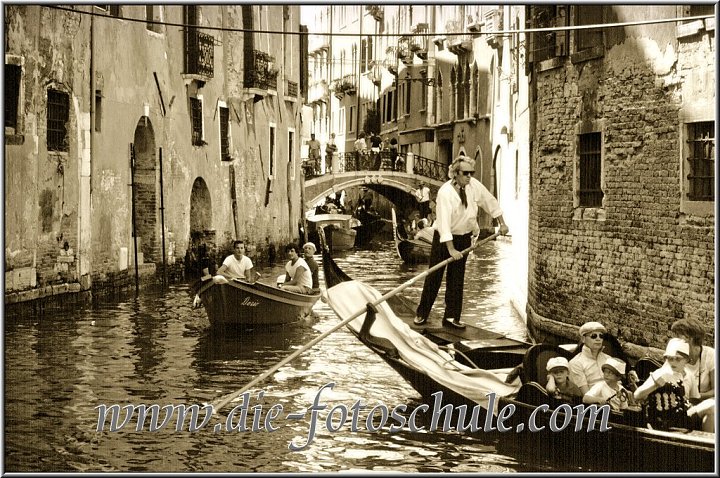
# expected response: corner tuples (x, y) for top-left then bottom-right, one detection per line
(585, 332), (605, 339)
(459, 170), (475, 176)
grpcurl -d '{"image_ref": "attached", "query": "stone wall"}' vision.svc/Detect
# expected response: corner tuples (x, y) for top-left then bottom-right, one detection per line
(528, 14), (715, 349)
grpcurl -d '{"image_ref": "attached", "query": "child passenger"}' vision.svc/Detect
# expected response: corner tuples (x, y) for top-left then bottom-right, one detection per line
(583, 357), (632, 411)
(545, 357), (583, 402)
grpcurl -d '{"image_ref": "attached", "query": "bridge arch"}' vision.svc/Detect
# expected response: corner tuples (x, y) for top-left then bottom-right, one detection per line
(304, 171), (444, 209)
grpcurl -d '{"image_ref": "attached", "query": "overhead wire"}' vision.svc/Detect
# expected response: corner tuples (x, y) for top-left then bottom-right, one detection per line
(43, 5), (714, 38)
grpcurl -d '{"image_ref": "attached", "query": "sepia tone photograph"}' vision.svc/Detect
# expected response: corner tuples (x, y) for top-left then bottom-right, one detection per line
(3, 3), (716, 473)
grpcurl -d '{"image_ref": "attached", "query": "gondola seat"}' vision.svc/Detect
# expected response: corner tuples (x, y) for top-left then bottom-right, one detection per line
(521, 343), (574, 388)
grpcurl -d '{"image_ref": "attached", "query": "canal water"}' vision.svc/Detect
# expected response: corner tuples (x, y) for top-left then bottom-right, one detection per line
(5, 239), (574, 472)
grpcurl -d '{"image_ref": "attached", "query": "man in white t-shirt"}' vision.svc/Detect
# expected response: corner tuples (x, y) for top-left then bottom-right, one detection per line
(217, 240), (255, 282)
(278, 244), (312, 294)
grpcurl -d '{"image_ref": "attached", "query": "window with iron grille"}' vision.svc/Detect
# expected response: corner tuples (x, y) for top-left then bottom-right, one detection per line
(219, 106), (230, 160)
(685, 121), (715, 202)
(190, 97), (203, 145)
(575, 5), (603, 52)
(5, 64), (21, 131)
(47, 89), (69, 152)
(578, 132), (603, 207)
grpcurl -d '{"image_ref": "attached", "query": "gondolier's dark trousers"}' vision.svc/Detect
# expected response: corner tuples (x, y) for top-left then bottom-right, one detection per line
(416, 231), (472, 321)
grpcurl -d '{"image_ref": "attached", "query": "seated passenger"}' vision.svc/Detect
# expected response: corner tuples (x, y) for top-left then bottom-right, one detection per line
(414, 223), (435, 244)
(670, 318), (715, 432)
(569, 321), (613, 394)
(545, 356), (583, 402)
(583, 357), (633, 411)
(634, 338), (692, 402)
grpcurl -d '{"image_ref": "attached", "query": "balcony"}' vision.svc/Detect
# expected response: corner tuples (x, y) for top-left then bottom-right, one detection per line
(184, 28), (214, 79)
(244, 48), (278, 92)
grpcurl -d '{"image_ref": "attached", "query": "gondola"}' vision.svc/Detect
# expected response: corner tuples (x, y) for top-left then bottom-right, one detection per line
(352, 208), (388, 248)
(306, 213), (357, 252)
(319, 239), (715, 472)
(391, 208), (431, 264)
(194, 276), (320, 328)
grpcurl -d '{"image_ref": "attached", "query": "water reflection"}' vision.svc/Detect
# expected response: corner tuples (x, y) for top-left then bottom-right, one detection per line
(5, 239), (544, 472)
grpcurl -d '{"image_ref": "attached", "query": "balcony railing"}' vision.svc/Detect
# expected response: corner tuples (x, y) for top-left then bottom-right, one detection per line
(244, 48), (278, 91)
(184, 29), (214, 78)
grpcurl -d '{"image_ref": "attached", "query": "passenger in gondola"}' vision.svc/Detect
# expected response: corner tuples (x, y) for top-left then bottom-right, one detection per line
(302, 242), (320, 292)
(278, 244), (313, 294)
(583, 357), (633, 411)
(217, 240), (256, 283)
(670, 318), (715, 431)
(545, 356), (583, 403)
(569, 321), (613, 395)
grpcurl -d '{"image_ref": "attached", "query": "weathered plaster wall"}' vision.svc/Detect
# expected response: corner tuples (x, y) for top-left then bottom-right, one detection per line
(4, 6), (89, 289)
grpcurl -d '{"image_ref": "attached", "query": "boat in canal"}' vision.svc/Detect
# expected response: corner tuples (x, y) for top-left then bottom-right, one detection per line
(353, 208), (388, 248)
(194, 276), (320, 328)
(306, 213), (357, 252)
(318, 241), (715, 472)
(391, 208), (431, 264)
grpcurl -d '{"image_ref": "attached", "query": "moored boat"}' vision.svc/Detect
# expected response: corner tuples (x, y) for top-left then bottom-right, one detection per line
(195, 276), (320, 328)
(306, 213), (357, 252)
(319, 241), (715, 472)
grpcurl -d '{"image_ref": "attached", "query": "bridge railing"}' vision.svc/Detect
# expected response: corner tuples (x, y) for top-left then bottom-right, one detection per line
(301, 152), (447, 182)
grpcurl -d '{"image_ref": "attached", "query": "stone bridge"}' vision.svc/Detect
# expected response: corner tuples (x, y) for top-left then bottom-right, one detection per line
(303, 151), (447, 210)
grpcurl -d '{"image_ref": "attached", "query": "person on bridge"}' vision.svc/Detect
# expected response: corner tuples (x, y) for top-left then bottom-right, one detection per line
(307, 134), (321, 174)
(325, 133), (338, 173)
(413, 155), (509, 330)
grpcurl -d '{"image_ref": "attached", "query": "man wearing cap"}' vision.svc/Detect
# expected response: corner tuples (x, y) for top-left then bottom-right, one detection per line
(583, 357), (631, 411)
(302, 242), (320, 292)
(545, 356), (583, 402)
(569, 321), (613, 395)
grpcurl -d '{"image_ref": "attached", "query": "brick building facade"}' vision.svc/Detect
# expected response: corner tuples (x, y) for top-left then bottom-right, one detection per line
(525, 5), (715, 352)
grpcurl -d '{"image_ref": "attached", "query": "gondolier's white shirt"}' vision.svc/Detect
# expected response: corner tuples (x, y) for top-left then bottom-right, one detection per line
(286, 257), (313, 289)
(569, 345), (611, 391)
(222, 254), (253, 279)
(435, 177), (503, 243)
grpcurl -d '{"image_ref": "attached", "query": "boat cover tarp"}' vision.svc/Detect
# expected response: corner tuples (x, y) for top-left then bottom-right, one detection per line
(327, 280), (521, 412)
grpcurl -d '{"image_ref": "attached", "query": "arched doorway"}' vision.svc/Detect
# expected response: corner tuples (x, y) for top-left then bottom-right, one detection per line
(186, 177), (215, 278)
(132, 117), (158, 263)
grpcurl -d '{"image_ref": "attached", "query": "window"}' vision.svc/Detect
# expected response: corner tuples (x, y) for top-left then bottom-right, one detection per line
(578, 132), (603, 207)
(349, 106), (355, 133)
(575, 5), (603, 52)
(288, 128), (296, 181)
(95, 90), (102, 132)
(109, 5), (121, 17)
(219, 104), (230, 161)
(190, 96), (204, 145)
(405, 76), (411, 115)
(5, 64), (21, 131)
(527, 5), (568, 64)
(269, 123), (276, 179)
(47, 89), (69, 152)
(685, 122), (714, 202)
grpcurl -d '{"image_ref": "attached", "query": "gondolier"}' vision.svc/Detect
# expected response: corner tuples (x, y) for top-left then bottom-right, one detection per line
(413, 155), (509, 329)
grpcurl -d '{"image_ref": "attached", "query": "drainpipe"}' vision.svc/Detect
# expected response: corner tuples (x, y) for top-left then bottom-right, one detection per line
(355, 8), (362, 136)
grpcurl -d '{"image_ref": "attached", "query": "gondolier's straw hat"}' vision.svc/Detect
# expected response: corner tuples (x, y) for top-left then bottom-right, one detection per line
(303, 242), (316, 253)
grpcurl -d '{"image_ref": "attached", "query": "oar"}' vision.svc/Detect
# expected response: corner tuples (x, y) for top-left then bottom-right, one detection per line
(211, 230), (502, 412)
